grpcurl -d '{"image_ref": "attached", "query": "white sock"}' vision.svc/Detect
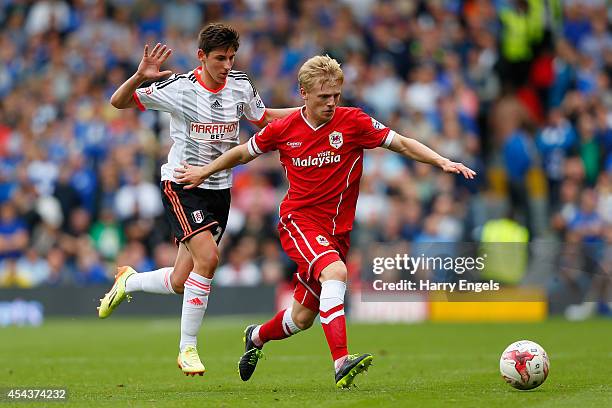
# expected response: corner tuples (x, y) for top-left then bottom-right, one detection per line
(125, 267), (176, 294)
(319, 280), (346, 325)
(180, 272), (212, 351)
(334, 355), (348, 372)
(251, 325), (263, 347)
(282, 307), (301, 336)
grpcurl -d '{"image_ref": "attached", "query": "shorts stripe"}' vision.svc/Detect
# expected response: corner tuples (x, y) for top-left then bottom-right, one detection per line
(163, 181), (188, 234)
(280, 216), (313, 264)
(288, 218), (317, 257)
(167, 182), (192, 234)
(163, 181), (191, 235)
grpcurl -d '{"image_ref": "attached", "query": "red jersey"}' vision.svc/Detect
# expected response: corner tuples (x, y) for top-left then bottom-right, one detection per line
(247, 107), (395, 235)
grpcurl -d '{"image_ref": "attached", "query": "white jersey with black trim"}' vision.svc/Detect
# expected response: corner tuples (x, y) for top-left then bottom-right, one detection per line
(134, 67), (266, 189)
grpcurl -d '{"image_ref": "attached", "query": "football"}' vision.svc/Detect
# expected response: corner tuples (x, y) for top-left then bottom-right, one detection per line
(499, 340), (550, 390)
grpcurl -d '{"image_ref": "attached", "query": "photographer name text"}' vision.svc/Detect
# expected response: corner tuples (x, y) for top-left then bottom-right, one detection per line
(372, 279), (500, 292)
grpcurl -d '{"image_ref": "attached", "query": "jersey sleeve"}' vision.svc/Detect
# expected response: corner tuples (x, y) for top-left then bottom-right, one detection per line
(242, 79), (266, 122)
(353, 109), (395, 149)
(133, 75), (182, 113)
(246, 121), (278, 157)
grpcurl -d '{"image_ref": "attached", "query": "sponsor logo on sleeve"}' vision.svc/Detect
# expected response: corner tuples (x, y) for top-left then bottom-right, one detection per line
(371, 118), (386, 130)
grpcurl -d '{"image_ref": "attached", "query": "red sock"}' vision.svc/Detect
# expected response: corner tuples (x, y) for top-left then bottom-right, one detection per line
(257, 308), (301, 344)
(319, 280), (348, 361)
(321, 307), (348, 360)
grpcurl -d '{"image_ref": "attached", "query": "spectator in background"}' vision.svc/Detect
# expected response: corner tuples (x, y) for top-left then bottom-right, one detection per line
(45, 247), (71, 286)
(54, 166), (82, 231)
(502, 123), (536, 232)
(14, 248), (50, 287)
(497, 0), (544, 89)
(576, 113), (601, 186)
(113, 166), (163, 221)
(0, 259), (29, 287)
(215, 237), (262, 287)
(536, 108), (577, 204)
(90, 207), (124, 262)
(568, 189), (604, 246)
(73, 243), (109, 286)
(0, 202), (28, 261)
(578, 15), (612, 69)
(403, 64), (440, 115)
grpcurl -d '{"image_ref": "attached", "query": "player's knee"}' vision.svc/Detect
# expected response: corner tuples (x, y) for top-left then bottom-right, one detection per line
(170, 276), (185, 294)
(193, 247), (219, 277)
(292, 309), (316, 330)
(319, 261), (347, 282)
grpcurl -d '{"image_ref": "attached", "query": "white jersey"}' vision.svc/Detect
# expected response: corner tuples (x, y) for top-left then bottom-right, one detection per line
(134, 67), (266, 189)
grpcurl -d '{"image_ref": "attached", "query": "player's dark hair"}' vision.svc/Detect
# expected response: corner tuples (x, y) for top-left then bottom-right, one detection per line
(198, 23), (240, 55)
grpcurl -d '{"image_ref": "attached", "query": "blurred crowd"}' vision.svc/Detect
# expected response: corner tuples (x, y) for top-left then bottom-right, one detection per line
(0, 0), (610, 294)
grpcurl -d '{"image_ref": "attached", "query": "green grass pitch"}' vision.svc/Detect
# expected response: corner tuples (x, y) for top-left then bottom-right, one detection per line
(1, 317), (611, 407)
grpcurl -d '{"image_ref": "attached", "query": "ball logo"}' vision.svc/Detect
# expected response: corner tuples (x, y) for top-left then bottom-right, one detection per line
(316, 235), (330, 246)
(192, 210), (204, 224)
(329, 131), (343, 149)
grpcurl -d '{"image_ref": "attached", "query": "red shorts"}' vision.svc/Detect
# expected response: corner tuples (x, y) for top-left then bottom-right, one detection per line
(277, 214), (350, 312)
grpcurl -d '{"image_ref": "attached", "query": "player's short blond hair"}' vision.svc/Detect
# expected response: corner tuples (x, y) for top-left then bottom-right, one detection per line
(298, 55), (344, 92)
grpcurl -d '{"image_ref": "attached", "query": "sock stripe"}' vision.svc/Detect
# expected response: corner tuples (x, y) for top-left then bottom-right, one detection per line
(163, 269), (171, 291)
(185, 278), (211, 292)
(320, 304), (344, 318)
(320, 309), (344, 325)
(281, 308), (301, 335)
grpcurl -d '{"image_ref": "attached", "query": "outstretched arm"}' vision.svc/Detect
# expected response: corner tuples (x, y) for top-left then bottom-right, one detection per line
(110, 43), (173, 109)
(387, 133), (476, 179)
(264, 108), (301, 123)
(174, 144), (256, 189)
(248, 107), (301, 129)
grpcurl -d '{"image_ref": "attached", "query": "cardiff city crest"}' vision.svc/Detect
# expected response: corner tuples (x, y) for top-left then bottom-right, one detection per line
(329, 131), (343, 149)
